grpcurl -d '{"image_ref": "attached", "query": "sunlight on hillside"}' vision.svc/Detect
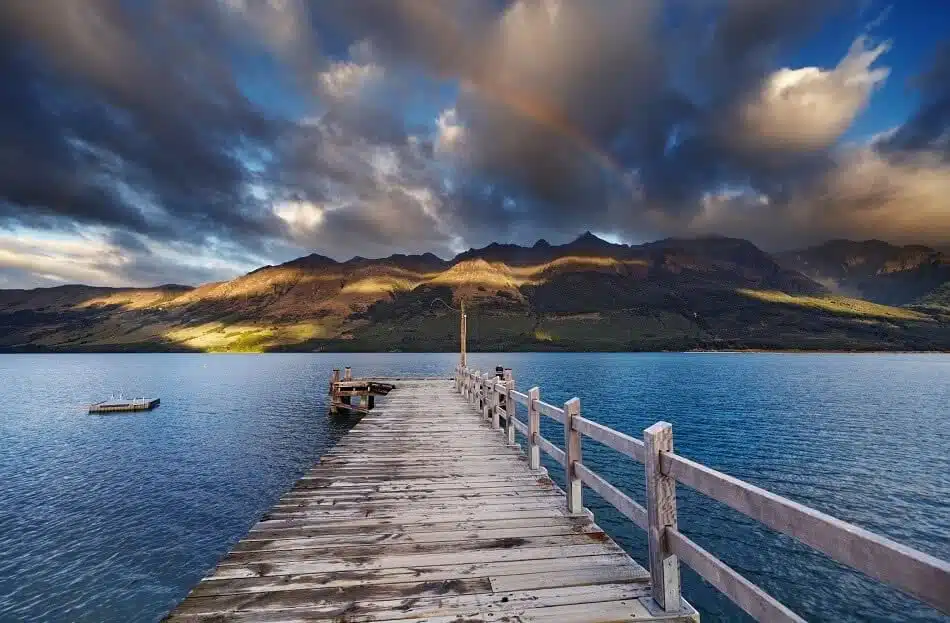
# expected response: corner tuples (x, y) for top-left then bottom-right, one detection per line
(163, 321), (333, 352)
(737, 289), (927, 321)
(507, 256), (648, 279)
(341, 277), (417, 295)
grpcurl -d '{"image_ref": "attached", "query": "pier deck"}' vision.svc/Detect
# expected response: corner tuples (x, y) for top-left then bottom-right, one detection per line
(167, 378), (697, 622)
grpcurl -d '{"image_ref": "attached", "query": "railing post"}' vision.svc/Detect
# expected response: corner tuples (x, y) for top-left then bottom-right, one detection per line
(527, 387), (540, 470)
(473, 370), (481, 409)
(563, 398), (583, 515)
(644, 421), (681, 612)
(491, 380), (501, 429)
(504, 378), (516, 445)
(481, 374), (491, 421)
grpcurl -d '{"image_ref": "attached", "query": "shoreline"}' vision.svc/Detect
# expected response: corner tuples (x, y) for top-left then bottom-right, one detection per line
(2, 348), (948, 355)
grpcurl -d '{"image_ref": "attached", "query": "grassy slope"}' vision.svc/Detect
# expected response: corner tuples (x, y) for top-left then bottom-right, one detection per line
(3, 242), (950, 352)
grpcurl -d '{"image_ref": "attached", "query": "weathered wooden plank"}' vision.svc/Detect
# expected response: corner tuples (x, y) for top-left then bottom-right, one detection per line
(188, 553), (637, 598)
(270, 494), (567, 512)
(236, 525), (603, 551)
(261, 501), (573, 520)
(210, 543), (626, 579)
(168, 583), (660, 622)
(294, 475), (548, 489)
(490, 564), (650, 592)
(223, 533), (614, 564)
(252, 508), (571, 530)
(279, 488), (558, 504)
(293, 475), (552, 489)
(246, 515), (591, 540)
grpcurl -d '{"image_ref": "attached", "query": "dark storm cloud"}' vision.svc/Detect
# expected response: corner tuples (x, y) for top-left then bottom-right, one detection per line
(881, 42), (950, 155)
(0, 0), (283, 251)
(0, 0), (947, 289)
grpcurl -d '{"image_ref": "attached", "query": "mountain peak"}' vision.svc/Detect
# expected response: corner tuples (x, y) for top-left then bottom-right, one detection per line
(574, 231), (602, 243)
(533, 239), (551, 248)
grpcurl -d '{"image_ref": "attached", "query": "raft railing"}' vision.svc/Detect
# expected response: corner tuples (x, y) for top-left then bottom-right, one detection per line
(454, 364), (950, 622)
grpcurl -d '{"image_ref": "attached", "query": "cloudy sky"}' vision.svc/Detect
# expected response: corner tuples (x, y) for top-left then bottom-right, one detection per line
(1, 0), (949, 288)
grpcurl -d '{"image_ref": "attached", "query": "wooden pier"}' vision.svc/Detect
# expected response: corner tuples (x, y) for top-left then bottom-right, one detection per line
(167, 377), (698, 622)
(166, 361), (950, 622)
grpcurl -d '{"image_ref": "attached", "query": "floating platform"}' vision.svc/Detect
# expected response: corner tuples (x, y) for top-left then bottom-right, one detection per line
(88, 397), (160, 414)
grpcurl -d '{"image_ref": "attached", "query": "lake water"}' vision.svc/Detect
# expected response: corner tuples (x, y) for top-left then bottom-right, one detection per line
(0, 353), (948, 622)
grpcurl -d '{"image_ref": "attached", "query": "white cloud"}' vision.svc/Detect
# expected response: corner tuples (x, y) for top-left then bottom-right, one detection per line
(435, 108), (466, 155)
(318, 60), (383, 99)
(739, 36), (891, 151)
(680, 146), (950, 248)
(273, 200), (326, 236)
(0, 231), (131, 286)
(0, 228), (260, 288)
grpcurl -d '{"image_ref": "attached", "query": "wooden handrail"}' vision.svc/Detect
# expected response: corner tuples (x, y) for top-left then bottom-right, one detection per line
(510, 416), (528, 436)
(662, 451), (950, 614)
(666, 528), (806, 623)
(575, 461), (647, 529)
(573, 415), (645, 463)
(452, 364), (950, 620)
(536, 434), (566, 466)
(510, 389), (530, 406)
(535, 399), (565, 423)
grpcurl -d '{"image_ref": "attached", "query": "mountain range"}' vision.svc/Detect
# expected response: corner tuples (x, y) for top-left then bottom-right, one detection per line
(2, 234), (950, 352)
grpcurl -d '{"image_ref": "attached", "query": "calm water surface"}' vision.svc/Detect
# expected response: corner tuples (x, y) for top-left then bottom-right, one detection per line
(0, 353), (948, 622)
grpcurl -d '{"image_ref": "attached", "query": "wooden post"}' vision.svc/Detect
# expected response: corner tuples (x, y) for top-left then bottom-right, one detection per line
(482, 374), (491, 421)
(476, 374), (482, 414)
(505, 378), (516, 445)
(491, 380), (501, 429)
(491, 376), (502, 430)
(563, 398), (583, 515)
(329, 369), (341, 415)
(644, 421), (681, 612)
(527, 387), (541, 470)
(460, 302), (467, 368)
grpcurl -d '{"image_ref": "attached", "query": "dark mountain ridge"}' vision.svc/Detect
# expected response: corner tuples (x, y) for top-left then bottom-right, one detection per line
(1, 233), (949, 352)
(776, 239), (950, 306)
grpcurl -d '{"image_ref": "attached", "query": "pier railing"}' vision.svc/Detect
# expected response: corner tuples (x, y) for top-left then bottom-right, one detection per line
(454, 364), (950, 622)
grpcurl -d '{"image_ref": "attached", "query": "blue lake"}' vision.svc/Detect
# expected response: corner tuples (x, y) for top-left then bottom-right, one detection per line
(0, 353), (948, 622)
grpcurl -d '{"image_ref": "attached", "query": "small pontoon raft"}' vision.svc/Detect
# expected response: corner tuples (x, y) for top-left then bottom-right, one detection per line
(88, 393), (160, 414)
